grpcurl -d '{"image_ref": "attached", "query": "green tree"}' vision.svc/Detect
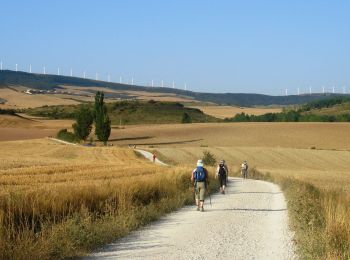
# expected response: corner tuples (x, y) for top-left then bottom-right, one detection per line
(182, 112), (192, 123)
(202, 150), (216, 166)
(72, 105), (94, 141)
(94, 91), (111, 145)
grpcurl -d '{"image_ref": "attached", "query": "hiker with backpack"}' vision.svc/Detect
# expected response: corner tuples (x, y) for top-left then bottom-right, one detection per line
(191, 159), (209, 212)
(241, 160), (249, 179)
(216, 159), (229, 194)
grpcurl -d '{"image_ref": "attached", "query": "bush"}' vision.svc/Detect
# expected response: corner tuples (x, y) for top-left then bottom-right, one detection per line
(182, 112), (192, 123)
(56, 129), (77, 143)
(202, 150), (216, 166)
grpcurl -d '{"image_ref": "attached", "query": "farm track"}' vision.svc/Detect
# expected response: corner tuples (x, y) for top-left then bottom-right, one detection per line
(86, 177), (296, 259)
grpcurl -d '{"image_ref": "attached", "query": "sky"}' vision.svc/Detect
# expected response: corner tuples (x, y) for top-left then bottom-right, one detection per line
(0, 0), (349, 95)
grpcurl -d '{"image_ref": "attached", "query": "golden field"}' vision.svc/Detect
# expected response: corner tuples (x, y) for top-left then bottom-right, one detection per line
(153, 146), (350, 191)
(108, 122), (350, 150)
(0, 116), (349, 258)
(189, 105), (282, 118)
(0, 139), (206, 259)
(0, 115), (73, 141)
(0, 88), (80, 109)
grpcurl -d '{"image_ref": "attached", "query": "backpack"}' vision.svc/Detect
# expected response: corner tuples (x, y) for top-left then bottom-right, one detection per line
(218, 165), (226, 176)
(194, 167), (206, 182)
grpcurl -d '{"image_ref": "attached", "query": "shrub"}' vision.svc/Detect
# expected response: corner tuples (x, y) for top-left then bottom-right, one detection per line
(56, 129), (77, 143)
(182, 112), (192, 123)
(202, 150), (216, 166)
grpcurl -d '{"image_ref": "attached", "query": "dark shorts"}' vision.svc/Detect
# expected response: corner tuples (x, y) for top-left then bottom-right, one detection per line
(219, 175), (227, 187)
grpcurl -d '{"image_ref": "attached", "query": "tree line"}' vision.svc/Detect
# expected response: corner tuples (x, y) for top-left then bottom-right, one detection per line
(225, 111), (350, 122)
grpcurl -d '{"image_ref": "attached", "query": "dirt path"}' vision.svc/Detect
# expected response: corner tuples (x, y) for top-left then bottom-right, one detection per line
(135, 149), (168, 166)
(85, 177), (296, 259)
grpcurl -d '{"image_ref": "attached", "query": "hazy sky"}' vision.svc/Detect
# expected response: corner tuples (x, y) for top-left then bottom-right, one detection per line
(1, 1), (349, 95)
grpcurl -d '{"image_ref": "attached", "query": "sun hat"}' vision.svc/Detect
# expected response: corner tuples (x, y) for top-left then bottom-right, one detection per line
(197, 159), (203, 167)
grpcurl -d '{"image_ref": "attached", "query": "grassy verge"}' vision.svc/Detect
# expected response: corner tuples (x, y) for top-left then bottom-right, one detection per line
(244, 168), (350, 259)
(0, 166), (218, 260)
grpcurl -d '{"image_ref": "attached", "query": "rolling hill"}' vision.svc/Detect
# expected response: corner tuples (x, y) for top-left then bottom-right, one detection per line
(1, 70), (348, 106)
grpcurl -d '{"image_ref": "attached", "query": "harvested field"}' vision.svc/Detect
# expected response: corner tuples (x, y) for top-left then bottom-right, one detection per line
(0, 139), (202, 259)
(0, 88), (80, 108)
(0, 115), (73, 141)
(153, 146), (350, 191)
(189, 105), (282, 119)
(64, 86), (196, 102)
(109, 122), (350, 150)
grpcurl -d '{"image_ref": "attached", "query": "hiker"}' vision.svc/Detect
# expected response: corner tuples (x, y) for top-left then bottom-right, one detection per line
(191, 159), (209, 212)
(152, 153), (156, 163)
(241, 160), (249, 179)
(216, 159), (228, 194)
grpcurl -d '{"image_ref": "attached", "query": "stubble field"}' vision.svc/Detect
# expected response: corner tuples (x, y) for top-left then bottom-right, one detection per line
(0, 139), (202, 259)
(188, 105), (282, 118)
(0, 118), (349, 258)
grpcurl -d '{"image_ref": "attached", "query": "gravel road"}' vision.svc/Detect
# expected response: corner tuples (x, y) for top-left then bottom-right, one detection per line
(85, 177), (296, 260)
(135, 149), (168, 166)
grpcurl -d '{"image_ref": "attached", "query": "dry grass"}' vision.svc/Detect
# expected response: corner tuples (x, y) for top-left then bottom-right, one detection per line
(0, 88), (79, 109)
(189, 105), (282, 119)
(154, 146), (350, 191)
(153, 144), (350, 259)
(0, 139), (216, 259)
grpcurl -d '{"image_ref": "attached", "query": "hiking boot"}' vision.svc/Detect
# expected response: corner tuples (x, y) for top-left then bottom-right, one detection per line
(200, 207), (204, 212)
(222, 190), (225, 194)
(196, 206), (200, 211)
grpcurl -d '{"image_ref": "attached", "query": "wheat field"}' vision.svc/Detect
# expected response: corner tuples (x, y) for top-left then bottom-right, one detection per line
(0, 88), (80, 109)
(109, 122), (350, 150)
(153, 146), (350, 191)
(0, 139), (203, 259)
(188, 105), (282, 118)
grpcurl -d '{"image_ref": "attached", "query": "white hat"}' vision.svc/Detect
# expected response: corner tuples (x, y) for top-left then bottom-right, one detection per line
(197, 159), (203, 167)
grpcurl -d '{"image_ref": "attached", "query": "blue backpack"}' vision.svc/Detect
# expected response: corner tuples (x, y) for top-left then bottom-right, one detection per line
(194, 166), (206, 182)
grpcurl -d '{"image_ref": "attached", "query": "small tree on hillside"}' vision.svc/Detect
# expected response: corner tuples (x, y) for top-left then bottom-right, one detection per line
(94, 91), (111, 145)
(72, 105), (93, 141)
(182, 112), (192, 123)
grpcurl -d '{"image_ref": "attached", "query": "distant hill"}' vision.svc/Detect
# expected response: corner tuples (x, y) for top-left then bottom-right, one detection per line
(1, 70), (349, 106)
(26, 100), (219, 125)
